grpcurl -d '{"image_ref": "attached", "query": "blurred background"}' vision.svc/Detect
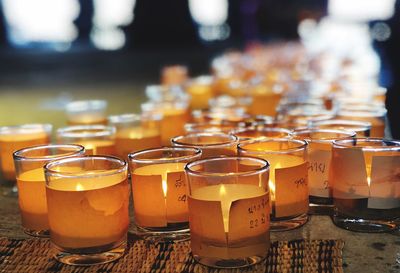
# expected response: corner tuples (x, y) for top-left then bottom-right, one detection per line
(0, 0), (398, 135)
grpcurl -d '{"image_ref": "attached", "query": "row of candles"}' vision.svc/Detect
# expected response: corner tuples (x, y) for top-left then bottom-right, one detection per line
(1, 43), (398, 268)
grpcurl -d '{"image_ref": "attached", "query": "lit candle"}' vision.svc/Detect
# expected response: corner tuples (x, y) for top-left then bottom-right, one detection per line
(186, 76), (215, 110)
(65, 100), (108, 126)
(249, 81), (282, 116)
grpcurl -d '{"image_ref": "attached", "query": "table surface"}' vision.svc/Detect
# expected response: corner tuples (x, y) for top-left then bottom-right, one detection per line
(0, 184), (399, 273)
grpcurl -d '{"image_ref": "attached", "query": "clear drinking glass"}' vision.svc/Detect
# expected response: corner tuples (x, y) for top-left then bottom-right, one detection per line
(44, 156), (130, 265)
(13, 144), (84, 237)
(172, 133), (239, 158)
(331, 138), (400, 232)
(238, 138), (309, 231)
(65, 100), (108, 126)
(57, 125), (116, 156)
(129, 147), (201, 241)
(185, 156), (270, 268)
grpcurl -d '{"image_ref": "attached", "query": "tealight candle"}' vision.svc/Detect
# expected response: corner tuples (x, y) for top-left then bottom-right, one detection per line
(185, 156), (270, 268)
(172, 133), (239, 158)
(185, 76), (215, 110)
(44, 156), (130, 266)
(248, 81), (282, 116)
(0, 124), (52, 183)
(57, 125), (116, 156)
(331, 138), (400, 233)
(292, 129), (356, 208)
(108, 113), (162, 159)
(238, 139), (309, 231)
(142, 101), (190, 146)
(13, 144), (84, 237)
(65, 100), (108, 126)
(128, 147), (201, 241)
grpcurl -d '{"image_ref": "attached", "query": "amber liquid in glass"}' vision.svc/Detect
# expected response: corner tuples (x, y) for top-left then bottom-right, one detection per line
(46, 178), (129, 253)
(115, 128), (161, 159)
(160, 109), (189, 146)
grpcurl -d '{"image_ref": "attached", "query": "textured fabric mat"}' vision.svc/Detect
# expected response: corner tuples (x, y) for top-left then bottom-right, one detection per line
(0, 236), (344, 273)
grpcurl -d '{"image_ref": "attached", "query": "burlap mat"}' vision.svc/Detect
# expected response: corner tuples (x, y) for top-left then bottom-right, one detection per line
(0, 235), (344, 273)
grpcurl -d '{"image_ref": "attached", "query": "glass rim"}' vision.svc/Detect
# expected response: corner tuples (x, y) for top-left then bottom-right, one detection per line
(128, 146), (202, 164)
(141, 100), (188, 112)
(0, 123), (52, 135)
(171, 132), (239, 147)
(57, 125), (116, 138)
(44, 155), (127, 179)
(333, 138), (400, 151)
(311, 119), (372, 128)
(13, 144), (85, 162)
(238, 138), (308, 155)
(338, 107), (387, 117)
(185, 156), (270, 177)
(291, 128), (356, 142)
(65, 100), (107, 112)
(232, 126), (292, 136)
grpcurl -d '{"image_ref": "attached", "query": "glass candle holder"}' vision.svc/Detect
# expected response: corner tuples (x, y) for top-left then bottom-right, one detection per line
(44, 156), (130, 266)
(65, 100), (108, 126)
(57, 125), (116, 156)
(185, 75), (215, 110)
(331, 138), (400, 233)
(248, 81), (282, 116)
(208, 95), (252, 113)
(185, 156), (270, 268)
(310, 119), (371, 137)
(292, 129), (356, 208)
(184, 121), (244, 134)
(172, 133), (239, 159)
(232, 127), (291, 142)
(161, 65), (188, 86)
(108, 113), (162, 159)
(238, 139), (309, 231)
(145, 84), (189, 103)
(128, 147), (201, 242)
(337, 108), (386, 137)
(192, 108), (251, 125)
(13, 144), (84, 237)
(0, 124), (52, 184)
(142, 101), (190, 146)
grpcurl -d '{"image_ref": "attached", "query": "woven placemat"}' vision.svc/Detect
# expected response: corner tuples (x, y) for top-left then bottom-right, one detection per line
(0, 235), (344, 273)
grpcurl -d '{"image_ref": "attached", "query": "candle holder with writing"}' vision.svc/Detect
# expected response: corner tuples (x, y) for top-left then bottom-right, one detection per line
(331, 138), (400, 232)
(172, 133), (239, 159)
(57, 125), (116, 156)
(238, 139), (309, 231)
(65, 100), (107, 126)
(128, 147), (202, 242)
(44, 156), (130, 265)
(0, 124), (52, 195)
(310, 119), (371, 137)
(337, 108), (387, 137)
(13, 144), (84, 237)
(232, 127), (291, 143)
(292, 129), (356, 209)
(141, 101), (190, 146)
(185, 156), (270, 268)
(108, 113), (162, 159)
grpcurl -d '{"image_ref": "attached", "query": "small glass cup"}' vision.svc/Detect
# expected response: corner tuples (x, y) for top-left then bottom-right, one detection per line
(128, 147), (202, 242)
(57, 125), (116, 156)
(331, 138), (400, 233)
(232, 127), (291, 142)
(337, 108), (387, 137)
(248, 80), (282, 116)
(172, 133), (239, 158)
(142, 101), (190, 146)
(0, 124), (52, 194)
(185, 75), (215, 110)
(185, 156), (270, 268)
(145, 84), (189, 103)
(65, 100), (108, 126)
(161, 65), (188, 85)
(108, 113), (162, 159)
(238, 139), (309, 231)
(191, 108), (251, 125)
(44, 156), (130, 265)
(310, 119), (371, 137)
(291, 129), (356, 209)
(13, 144), (85, 237)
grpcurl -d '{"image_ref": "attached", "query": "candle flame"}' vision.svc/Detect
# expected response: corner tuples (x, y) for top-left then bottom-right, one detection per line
(219, 184), (226, 196)
(76, 183), (84, 191)
(269, 180), (276, 201)
(162, 179), (168, 198)
(367, 177), (371, 187)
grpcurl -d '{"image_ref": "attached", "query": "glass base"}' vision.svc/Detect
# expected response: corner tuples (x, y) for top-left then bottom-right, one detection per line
(24, 228), (49, 238)
(332, 212), (398, 233)
(271, 213), (309, 231)
(193, 254), (266, 269)
(53, 241), (126, 266)
(133, 224), (190, 243)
